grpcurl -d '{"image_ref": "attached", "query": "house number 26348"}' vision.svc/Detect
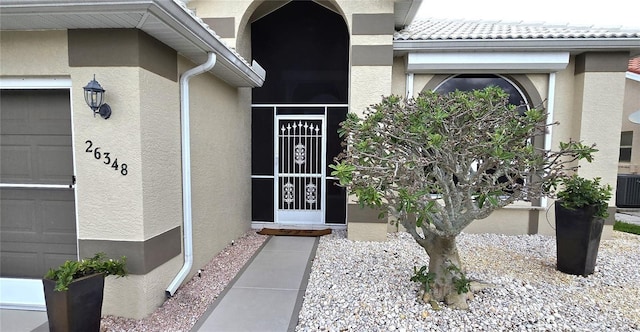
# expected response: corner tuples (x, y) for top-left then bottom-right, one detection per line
(85, 140), (128, 176)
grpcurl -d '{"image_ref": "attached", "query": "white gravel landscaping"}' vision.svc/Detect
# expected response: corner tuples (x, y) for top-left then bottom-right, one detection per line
(296, 230), (640, 332)
(98, 228), (639, 331)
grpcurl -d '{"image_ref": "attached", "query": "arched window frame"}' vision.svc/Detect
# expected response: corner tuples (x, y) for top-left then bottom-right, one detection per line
(433, 74), (531, 113)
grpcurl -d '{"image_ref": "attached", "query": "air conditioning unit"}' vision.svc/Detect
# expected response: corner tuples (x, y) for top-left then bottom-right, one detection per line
(616, 174), (640, 208)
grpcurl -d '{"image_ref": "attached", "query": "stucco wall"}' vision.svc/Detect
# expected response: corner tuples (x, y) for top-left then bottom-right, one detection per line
(575, 71), (625, 206)
(103, 256), (182, 319)
(350, 66), (393, 115)
(0, 30), (69, 75)
(464, 207), (535, 235)
(551, 58), (581, 166)
(181, 56), (252, 275)
(390, 55), (406, 96)
(0, 29), (196, 319)
(71, 67), (145, 240)
(70, 66), (182, 319)
(140, 69), (183, 238)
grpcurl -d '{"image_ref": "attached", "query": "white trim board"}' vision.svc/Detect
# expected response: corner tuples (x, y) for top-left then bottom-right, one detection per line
(406, 52), (569, 73)
(0, 76), (72, 89)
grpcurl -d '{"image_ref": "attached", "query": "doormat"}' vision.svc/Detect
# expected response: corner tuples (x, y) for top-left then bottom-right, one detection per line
(256, 228), (332, 237)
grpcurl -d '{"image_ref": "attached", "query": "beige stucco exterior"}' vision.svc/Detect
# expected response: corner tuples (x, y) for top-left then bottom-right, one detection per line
(184, 56), (253, 274)
(1, 0), (637, 320)
(139, 69), (183, 238)
(0, 25), (255, 318)
(575, 72), (625, 192)
(72, 67), (146, 240)
(102, 256), (183, 319)
(0, 30), (69, 75)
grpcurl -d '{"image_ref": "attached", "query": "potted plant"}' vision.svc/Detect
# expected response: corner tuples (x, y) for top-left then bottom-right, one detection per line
(42, 252), (127, 332)
(553, 175), (613, 276)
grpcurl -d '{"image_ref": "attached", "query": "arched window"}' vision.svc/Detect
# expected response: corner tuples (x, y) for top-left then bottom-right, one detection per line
(434, 74), (530, 113)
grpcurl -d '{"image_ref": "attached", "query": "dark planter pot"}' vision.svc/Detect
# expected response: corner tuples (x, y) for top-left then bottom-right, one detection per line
(42, 273), (105, 332)
(555, 203), (604, 276)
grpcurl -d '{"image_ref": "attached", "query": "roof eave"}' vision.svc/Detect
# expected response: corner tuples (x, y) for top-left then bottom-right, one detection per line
(394, 38), (640, 56)
(0, 0), (265, 88)
(152, 1), (265, 87)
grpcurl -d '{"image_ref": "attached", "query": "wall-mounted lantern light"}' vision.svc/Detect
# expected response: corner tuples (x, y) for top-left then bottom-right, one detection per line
(83, 75), (112, 119)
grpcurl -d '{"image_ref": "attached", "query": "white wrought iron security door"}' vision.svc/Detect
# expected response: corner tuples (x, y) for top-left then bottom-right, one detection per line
(276, 115), (325, 224)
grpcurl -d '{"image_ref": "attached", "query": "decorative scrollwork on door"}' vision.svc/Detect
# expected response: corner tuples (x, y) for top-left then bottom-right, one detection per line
(294, 144), (306, 165)
(283, 182), (295, 204)
(305, 183), (317, 204)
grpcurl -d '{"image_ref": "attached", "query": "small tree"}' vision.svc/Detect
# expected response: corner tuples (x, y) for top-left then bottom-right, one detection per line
(330, 87), (596, 309)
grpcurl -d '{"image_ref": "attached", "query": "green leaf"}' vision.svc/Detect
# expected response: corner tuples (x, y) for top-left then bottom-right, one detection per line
(477, 194), (486, 208)
(329, 162), (356, 186)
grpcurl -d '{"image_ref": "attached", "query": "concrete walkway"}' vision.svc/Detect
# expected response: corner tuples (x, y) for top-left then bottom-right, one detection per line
(191, 235), (318, 332)
(0, 236), (317, 332)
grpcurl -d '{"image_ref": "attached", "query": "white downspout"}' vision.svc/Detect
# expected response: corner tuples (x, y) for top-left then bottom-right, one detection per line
(541, 72), (556, 209)
(406, 73), (414, 98)
(166, 52), (217, 297)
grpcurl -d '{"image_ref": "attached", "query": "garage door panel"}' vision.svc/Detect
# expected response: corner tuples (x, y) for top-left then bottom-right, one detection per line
(41, 200), (76, 234)
(2, 189), (75, 239)
(0, 239), (76, 255)
(0, 92), (30, 135)
(37, 142), (74, 183)
(0, 90), (71, 136)
(1, 135), (72, 184)
(0, 144), (33, 181)
(1, 189), (76, 279)
(32, 91), (72, 135)
(0, 246), (76, 278)
(0, 252), (41, 278)
(0, 197), (37, 232)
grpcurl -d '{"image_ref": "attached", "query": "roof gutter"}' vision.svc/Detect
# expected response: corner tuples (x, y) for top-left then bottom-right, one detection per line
(394, 38), (640, 54)
(166, 52), (217, 298)
(152, 0), (265, 87)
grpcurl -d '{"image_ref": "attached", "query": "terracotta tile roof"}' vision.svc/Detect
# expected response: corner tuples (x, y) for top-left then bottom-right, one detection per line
(630, 57), (640, 74)
(395, 18), (640, 40)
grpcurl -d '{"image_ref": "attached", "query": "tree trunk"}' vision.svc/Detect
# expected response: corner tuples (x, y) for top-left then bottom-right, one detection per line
(424, 235), (472, 310)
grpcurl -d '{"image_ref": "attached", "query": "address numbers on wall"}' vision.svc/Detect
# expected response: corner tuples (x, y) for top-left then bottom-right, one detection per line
(85, 140), (128, 176)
